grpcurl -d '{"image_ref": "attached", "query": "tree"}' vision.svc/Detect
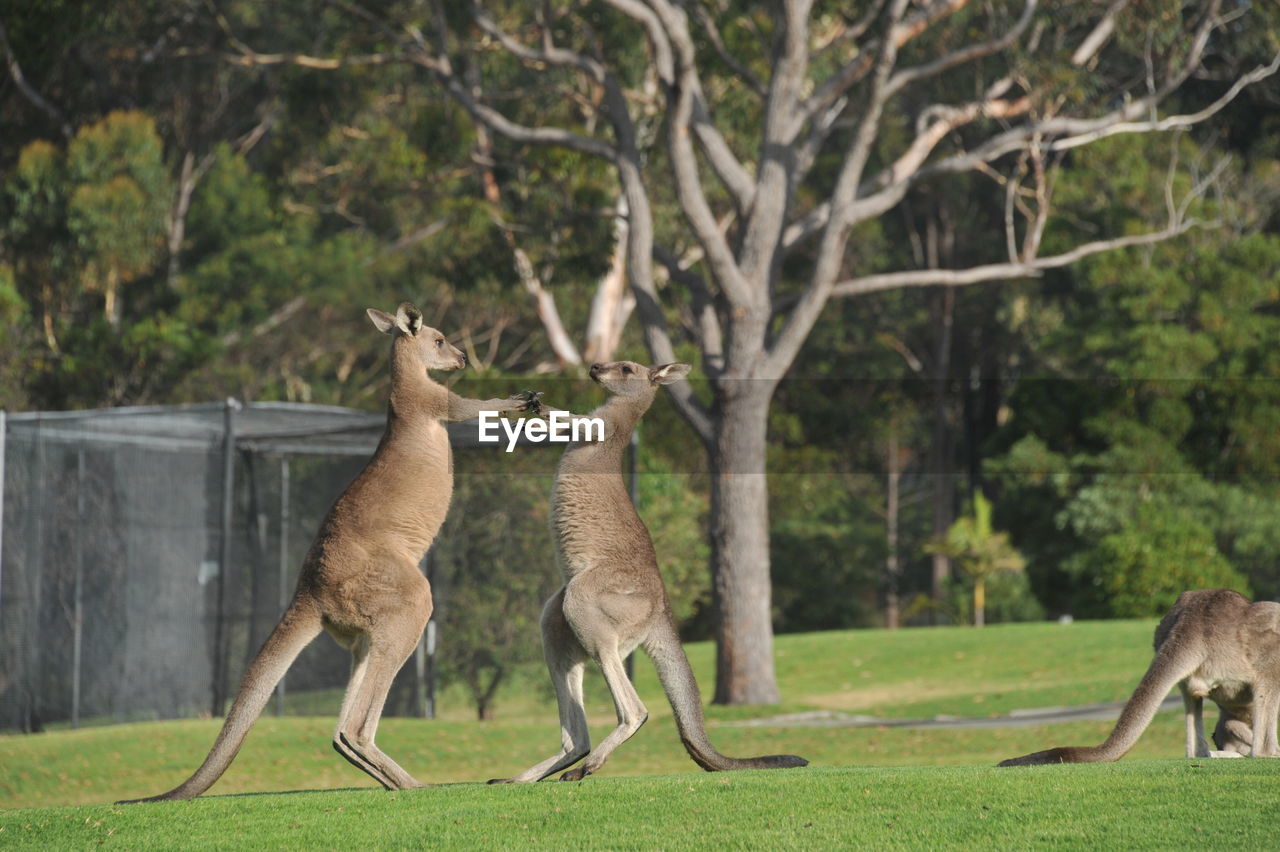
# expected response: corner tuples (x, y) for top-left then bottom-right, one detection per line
(926, 493), (1024, 626)
(986, 122), (1280, 616)
(205, 0), (1280, 703)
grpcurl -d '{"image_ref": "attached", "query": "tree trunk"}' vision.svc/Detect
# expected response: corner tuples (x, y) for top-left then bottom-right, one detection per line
(710, 385), (779, 705)
(582, 197), (634, 364)
(884, 419), (901, 630)
(929, 287), (955, 618)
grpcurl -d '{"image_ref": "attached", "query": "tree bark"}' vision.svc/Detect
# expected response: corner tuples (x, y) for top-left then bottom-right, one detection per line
(929, 287), (955, 617)
(885, 418), (901, 630)
(582, 197), (633, 364)
(710, 383), (779, 705)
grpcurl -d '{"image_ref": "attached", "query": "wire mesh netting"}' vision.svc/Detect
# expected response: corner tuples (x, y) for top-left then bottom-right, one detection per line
(0, 401), (561, 733)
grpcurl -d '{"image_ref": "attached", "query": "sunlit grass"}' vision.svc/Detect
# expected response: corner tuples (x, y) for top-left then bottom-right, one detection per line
(2, 618), (1190, 811)
(3, 762), (1277, 850)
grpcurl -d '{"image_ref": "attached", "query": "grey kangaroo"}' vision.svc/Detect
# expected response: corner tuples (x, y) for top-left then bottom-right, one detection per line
(120, 302), (533, 802)
(999, 589), (1280, 766)
(493, 360), (808, 782)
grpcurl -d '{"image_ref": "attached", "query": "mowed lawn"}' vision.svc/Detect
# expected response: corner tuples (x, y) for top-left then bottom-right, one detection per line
(5, 618), (1277, 848)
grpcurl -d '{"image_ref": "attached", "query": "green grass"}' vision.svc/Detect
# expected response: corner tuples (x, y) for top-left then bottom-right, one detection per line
(6, 618), (1275, 848)
(3, 763), (1278, 850)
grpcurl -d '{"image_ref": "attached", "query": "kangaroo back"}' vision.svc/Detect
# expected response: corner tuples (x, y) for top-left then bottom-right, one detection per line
(999, 632), (1200, 767)
(118, 604), (323, 802)
(644, 616), (807, 772)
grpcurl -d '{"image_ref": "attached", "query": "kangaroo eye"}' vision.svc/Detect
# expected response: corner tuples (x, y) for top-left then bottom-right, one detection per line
(622, 366), (632, 375)
(436, 339), (444, 348)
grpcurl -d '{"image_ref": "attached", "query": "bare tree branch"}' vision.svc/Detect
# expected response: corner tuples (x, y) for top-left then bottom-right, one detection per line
(811, 0), (889, 61)
(513, 246), (583, 367)
(641, 0), (754, 307)
(883, 0), (1037, 98)
(655, 244), (725, 378)
(166, 150), (218, 290)
(604, 0), (755, 217)
(800, 0), (970, 126)
(733, 0), (812, 302)
(784, 33), (1275, 254)
(583, 197), (635, 365)
(471, 3), (606, 81)
(1050, 49), (1280, 151)
(692, 2), (765, 99)
(765, 0), (911, 377)
(0, 15), (72, 138)
(844, 87), (1033, 228)
(829, 220), (1203, 299)
(419, 54), (622, 162)
(1071, 0), (1130, 66)
(474, 118), (582, 367)
(594, 67), (715, 438)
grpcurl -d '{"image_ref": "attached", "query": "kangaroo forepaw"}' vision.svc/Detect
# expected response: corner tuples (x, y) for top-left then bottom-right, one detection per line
(487, 777), (515, 785)
(512, 390), (543, 415)
(559, 766), (590, 782)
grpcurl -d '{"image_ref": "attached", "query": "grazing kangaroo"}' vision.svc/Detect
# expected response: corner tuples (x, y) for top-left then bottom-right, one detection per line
(492, 361), (808, 783)
(120, 302), (533, 802)
(999, 589), (1280, 767)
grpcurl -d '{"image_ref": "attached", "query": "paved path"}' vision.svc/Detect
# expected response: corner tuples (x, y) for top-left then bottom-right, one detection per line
(719, 696), (1181, 730)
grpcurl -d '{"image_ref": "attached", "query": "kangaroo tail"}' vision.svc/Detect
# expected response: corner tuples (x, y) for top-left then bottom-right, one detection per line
(118, 603), (323, 802)
(998, 642), (1198, 767)
(644, 618), (807, 772)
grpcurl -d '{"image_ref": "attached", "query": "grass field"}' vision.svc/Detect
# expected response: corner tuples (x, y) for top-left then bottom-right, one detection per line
(4, 618), (1277, 848)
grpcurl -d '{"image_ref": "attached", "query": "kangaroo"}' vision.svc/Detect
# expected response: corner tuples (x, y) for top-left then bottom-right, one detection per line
(999, 589), (1280, 767)
(492, 361), (808, 783)
(120, 302), (534, 802)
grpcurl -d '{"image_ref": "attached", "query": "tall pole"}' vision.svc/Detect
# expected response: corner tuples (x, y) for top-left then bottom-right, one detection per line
(0, 410), (6, 661)
(275, 455), (290, 717)
(885, 420), (901, 630)
(26, 420), (46, 732)
(72, 447), (85, 728)
(422, 549), (437, 719)
(212, 398), (239, 717)
(625, 428), (639, 682)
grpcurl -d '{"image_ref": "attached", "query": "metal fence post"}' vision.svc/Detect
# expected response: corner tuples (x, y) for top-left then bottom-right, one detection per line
(212, 398), (240, 717)
(27, 418), (45, 732)
(625, 427), (639, 682)
(0, 410), (6, 651)
(418, 549), (437, 719)
(276, 455), (290, 717)
(72, 448), (85, 729)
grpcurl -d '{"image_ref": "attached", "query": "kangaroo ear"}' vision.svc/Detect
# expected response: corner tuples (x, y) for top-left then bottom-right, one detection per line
(396, 302), (424, 336)
(367, 308), (397, 334)
(649, 362), (692, 385)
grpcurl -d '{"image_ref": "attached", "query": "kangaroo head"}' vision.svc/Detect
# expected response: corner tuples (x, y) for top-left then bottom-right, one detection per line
(589, 361), (691, 398)
(367, 302), (467, 371)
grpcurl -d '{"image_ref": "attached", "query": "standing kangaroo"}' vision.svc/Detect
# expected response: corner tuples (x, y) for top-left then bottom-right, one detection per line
(999, 589), (1280, 767)
(493, 361), (808, 783)
(120, 302), (532, 802)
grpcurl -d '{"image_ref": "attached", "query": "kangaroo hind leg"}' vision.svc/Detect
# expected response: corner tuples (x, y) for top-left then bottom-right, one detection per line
(332, 634), (379, 777)
(333, 609), (429, 790)
(561, 642), (647, 782)
(1253, 687), (1280, 757)
(493, 590), (591, 783)
(1181, 685), (1211, 758)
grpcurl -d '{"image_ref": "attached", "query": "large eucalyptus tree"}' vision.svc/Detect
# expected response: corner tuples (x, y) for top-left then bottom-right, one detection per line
(194, 0), (1276, 703)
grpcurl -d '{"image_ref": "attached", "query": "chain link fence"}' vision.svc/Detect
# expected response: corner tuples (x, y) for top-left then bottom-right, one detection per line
(0, 401), (565, 732)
